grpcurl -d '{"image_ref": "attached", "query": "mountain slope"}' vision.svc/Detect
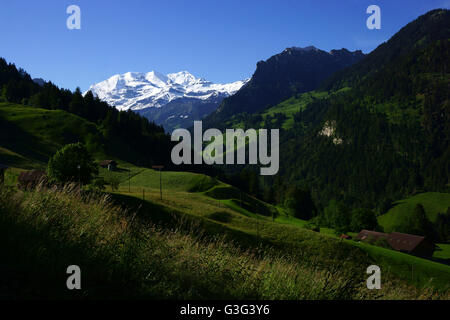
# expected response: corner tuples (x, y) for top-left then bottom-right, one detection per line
(204, 46), (365, 129)
(86, 71), (248, 131)
(276, 9), (450, 209)
(203, 9), (449, 215)
(0, 102), (104, 168)
(323, 9), (450, 91)
(136, 95), (225, 131)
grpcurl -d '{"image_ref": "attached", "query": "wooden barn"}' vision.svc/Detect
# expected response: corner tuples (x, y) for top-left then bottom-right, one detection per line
(99, 160), (117, 171)
(387, 232), (435, 258)
(17, 170), (47, 190)
(355, 229), (435, 258)
(355, 230), (388, 242)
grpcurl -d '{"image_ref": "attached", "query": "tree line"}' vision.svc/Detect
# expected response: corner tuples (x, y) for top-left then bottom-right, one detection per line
(0, 57), (172, 166)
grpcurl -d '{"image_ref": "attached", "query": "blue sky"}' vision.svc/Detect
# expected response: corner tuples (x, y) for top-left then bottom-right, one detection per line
(0, 0), (448, 91)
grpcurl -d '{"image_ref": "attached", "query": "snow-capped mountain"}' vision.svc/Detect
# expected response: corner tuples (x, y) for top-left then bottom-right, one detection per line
(85, 71), (247, 131)
(86, 71), (247, 111)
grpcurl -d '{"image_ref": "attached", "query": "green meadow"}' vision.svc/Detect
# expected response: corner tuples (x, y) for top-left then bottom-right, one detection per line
(1, 102), (449, 299)
(99, 165), (450, 292)
(378, 192), (450, 232)
(221, 88), (351, 131)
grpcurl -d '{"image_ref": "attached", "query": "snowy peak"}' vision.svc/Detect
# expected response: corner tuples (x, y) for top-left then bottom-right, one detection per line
(144, 71), (168, 85)
(86, 71), (248, 111)
(167, 71), (199, 86)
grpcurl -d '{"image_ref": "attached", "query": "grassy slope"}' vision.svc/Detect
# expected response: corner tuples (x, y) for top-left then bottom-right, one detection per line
(1, 102), (449, 296)
(125, 168), (218, 192)
(4, 183), (439, 299)
(3, 162), (449, 297)
(378, 192), (450, 232)
(352, 241), (450, 287)
(0, 102), (105, 168)
(434, 244), (450, 261)
(222, 88), (350, 130)
(102, 165), (450, 291)
(261, 90), (331, 129)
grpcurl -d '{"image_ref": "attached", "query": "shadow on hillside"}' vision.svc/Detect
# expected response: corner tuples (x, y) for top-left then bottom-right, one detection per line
(0, 117), (53, 165)
(109, 192), (272, 250)
(205, 186), (273, 217)
(432, 246), (450, 266)
(432, 257), (450, 266)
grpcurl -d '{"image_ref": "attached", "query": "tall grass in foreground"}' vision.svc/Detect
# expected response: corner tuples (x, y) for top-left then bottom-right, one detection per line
(0, 184), (446, 299)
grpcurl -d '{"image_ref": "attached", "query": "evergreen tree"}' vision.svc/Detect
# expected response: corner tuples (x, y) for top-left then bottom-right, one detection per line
(284, 187), (317, 220)
(350, 208), (379, 232)
(434, 209), (450, 243)
(396, 204), (437, 240)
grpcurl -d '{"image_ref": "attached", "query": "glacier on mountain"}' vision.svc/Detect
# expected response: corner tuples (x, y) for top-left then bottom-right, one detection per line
(85, 70), (248, 111)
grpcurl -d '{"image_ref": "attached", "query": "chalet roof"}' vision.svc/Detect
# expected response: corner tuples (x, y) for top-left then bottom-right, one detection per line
(387, 232), (427, 253)
(355, 230), (388, 241)
(18, 170), (46, 181)
(99, 160), (117, 166)
(356, 229), (431, 254)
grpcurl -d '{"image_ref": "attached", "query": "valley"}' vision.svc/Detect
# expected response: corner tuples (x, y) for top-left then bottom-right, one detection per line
(2, 153), (449, 298)
(0, 8), (449, 301)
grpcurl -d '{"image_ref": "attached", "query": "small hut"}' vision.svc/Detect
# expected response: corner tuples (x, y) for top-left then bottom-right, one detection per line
(99, 160), (117, 171)
(17, 170), (47, 190)
(355, 230), (388, 242)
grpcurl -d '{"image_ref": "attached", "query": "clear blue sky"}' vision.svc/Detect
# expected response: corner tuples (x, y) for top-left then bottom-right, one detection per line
(1, 0), (448, 91)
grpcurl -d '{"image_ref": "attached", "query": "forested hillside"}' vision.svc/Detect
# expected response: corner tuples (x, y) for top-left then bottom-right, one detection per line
(203, 46), (364, 129)
(0, 58), (171, 167)
(210, 9), (449, 220)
